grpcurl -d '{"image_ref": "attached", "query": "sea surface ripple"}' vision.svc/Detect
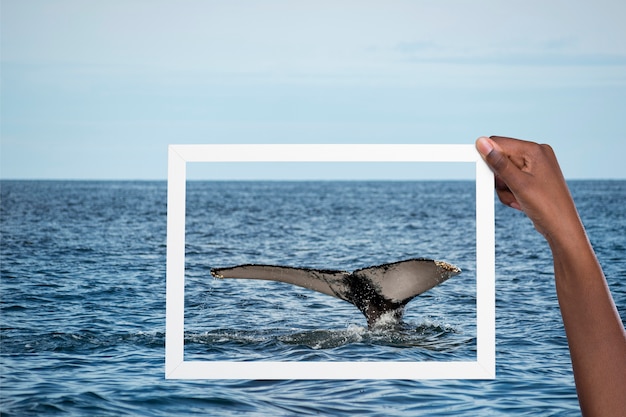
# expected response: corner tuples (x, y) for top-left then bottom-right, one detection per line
(1, 180), (624, 416)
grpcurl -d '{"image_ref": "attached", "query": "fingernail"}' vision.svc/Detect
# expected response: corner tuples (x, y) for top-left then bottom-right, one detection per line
(476, 137), (494, 156)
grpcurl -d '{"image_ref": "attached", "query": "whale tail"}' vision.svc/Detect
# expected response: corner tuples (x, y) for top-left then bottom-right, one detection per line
(211, 258), (461, 328)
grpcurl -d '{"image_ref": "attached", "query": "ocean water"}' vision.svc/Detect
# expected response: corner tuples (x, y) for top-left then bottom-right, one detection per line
(1, 180), (624, 416)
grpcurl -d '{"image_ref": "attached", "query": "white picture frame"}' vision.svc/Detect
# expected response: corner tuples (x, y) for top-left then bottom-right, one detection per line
(166, 144), (495, 379)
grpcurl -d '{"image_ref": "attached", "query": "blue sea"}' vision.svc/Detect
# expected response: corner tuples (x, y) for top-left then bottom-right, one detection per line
(1, 180), (624, 416)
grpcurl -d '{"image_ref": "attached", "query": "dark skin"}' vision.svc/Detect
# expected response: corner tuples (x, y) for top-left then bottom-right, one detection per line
(476, 136), (626, 417)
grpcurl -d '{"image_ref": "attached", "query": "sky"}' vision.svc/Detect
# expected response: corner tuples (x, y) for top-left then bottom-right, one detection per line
(1, 0), (625, 180)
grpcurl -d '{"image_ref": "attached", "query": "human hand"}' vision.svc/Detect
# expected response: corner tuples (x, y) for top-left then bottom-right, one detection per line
(475, 136), (582, 243)
(477, 136), (626, 416)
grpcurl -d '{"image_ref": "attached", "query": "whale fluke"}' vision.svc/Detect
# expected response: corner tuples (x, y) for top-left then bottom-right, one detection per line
(211, 258), (461, 327)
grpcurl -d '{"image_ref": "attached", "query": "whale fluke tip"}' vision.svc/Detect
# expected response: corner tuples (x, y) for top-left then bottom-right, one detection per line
(435, 260), (461, 275)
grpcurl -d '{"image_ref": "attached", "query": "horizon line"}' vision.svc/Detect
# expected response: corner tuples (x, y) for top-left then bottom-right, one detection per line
(1, 177), (624, 182)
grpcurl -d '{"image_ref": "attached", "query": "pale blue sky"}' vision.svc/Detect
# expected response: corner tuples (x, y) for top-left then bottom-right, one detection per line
(2, 0), (625, 179)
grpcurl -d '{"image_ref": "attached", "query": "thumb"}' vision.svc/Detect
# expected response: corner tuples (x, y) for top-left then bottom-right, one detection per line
(475, 137), (522, 182)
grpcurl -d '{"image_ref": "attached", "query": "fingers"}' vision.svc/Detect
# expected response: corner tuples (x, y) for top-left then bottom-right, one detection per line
(495, 176), (522, 210)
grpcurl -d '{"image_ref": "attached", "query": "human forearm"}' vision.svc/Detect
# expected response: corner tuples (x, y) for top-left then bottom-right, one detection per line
(549, 227), (626, 417)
